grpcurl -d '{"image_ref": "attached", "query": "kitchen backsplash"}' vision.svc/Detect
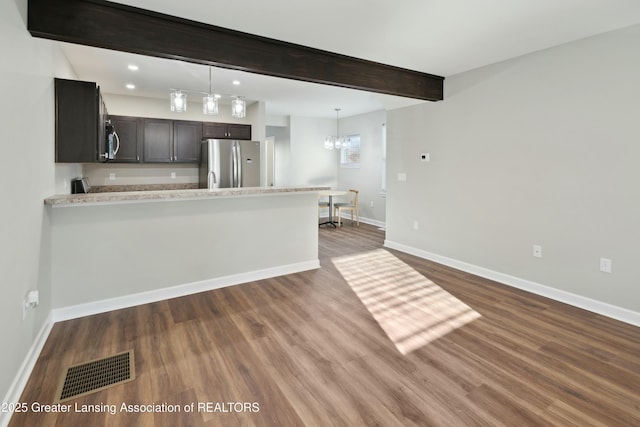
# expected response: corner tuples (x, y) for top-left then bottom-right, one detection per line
(83, 163), (199, 186)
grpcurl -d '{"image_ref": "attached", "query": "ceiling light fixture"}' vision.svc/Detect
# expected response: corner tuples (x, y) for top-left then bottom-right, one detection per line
(127, 64), (139, 71)
(231, 97), (246, 118)
(170, 67), (248, 117)
(126, 83), (135, 90)
(170, 90), (187, 112)
(324, 108), (348, 150)
(202, 67), (219, 115)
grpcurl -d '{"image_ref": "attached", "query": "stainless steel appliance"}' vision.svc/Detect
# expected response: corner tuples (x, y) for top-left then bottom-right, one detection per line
(101, 119), (120, 161)
(199, 139), (261, 189)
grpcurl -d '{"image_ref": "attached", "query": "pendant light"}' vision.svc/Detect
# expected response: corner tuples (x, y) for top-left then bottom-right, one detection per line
(170, 90), (187, 112)
(202, 67), (219, 115)
(232, 97), (246, 118)
(170, 65), (247, 117)
(324, 108), (344, 150)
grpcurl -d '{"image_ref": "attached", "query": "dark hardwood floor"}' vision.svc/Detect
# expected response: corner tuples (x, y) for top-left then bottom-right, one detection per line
(10, 224), (640, 426)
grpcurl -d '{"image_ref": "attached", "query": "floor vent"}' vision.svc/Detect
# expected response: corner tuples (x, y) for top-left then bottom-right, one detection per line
(56, 350), (135, 402)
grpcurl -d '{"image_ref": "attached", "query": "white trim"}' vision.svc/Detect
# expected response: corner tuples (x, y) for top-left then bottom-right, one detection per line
(336, 213), (385, 229)
(0, 312), (54, 427)
(384, 240), (640, 327)
(53, 259), (320, 322)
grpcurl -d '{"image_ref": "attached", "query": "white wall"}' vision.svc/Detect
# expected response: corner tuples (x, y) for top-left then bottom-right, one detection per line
(50, 194), (319, 308)
(289, 116), (338, 187)
(0, 0), (78, 408)
(267, 124), (291, 187)
(386, 24), (640, 314)
(338, 110), (387, 225)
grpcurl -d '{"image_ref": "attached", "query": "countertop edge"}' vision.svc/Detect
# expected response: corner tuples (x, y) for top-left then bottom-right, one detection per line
(45, 186), (331, 207)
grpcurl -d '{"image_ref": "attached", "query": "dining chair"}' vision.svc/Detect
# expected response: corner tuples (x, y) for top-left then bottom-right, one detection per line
(318, 198), (330, 221)
(334, 189), (359, 226)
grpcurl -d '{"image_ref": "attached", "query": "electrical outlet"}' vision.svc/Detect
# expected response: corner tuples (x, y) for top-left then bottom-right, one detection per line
(171, 172), (176, 179)
(22, 290), (39, 320)
(533, 245), (542, 258)
(600, 258), (612, 273)
(109, 172), (116, 181)
(397, 172), (407, 182)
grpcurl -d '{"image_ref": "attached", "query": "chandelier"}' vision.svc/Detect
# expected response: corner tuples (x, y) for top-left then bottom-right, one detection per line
(324, 108), (349, 150)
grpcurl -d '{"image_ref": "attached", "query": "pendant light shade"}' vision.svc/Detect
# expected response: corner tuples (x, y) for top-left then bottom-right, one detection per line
(170, 90), (187, 112)
(232, 97), (246, 118)
(203, 95), (219, 115)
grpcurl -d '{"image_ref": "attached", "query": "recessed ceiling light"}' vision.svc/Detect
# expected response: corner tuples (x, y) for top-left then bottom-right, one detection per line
(232, 80), (240, 86)
(126, 83), (136, 90)
(127, 64), (139, 71)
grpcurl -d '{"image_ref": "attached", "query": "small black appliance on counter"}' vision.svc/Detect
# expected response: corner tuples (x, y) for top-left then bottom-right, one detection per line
(71, 177), (91, 194)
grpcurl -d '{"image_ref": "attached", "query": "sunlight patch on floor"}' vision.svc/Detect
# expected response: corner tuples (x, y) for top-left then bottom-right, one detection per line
(332, 249), (481, 355)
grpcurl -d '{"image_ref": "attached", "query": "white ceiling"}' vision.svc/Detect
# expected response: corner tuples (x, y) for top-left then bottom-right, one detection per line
(60, 0), (640, 119)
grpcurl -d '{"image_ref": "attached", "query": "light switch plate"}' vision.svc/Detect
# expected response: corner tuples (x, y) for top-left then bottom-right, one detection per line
(600, 258), (612, 273)
(397, 173), (407, 182)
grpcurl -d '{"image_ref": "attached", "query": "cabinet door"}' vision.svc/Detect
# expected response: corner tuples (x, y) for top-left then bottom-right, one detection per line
(110, 115), (141, 163)
(202, 122), (252, 140)
(55, 78), (99, 162)
(227, 124), (252, 140)
(202, 122), (228, 139)
(173, 120), (202, 163)
(143, 118), (173, 162)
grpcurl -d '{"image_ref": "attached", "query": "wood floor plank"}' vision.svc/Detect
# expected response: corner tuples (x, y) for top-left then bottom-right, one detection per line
(9, 223), (640, 426)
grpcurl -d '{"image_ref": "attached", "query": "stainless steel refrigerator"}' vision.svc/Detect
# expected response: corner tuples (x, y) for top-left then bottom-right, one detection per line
(199, 139), (261, 189)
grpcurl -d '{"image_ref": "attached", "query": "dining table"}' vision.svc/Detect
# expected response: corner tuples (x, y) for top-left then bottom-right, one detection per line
(318, 190), (347, 227)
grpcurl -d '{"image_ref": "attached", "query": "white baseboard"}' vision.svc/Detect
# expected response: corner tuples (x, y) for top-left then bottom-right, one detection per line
(319, 212), (386, 229)
(384, 240), (640, 327)
(53, 259), (320, 322)
(0, 312), (54, 427)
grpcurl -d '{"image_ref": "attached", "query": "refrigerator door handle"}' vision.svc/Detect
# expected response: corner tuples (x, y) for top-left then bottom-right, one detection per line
(231, 142), (236, 187)
(207, 170), (217, 189)
(236, 142), (242, 187)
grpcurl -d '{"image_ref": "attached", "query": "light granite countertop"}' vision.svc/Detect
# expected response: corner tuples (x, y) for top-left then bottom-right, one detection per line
(45, 186), (330, 207)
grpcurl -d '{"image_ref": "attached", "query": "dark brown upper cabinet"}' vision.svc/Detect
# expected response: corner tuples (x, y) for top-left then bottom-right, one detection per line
(55, 78), (106, 163)
(142, 118), (202, 163)
(173, 120), (202, 163)
(202, 122), (251, 140)
(143, 118), (173, 163)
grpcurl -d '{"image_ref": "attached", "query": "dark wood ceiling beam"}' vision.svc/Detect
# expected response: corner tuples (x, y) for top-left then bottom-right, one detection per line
(28, 0), (444, 101)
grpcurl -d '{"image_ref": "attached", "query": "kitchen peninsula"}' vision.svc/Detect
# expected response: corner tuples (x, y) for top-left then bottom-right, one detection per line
(45, 186), (326, 319)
